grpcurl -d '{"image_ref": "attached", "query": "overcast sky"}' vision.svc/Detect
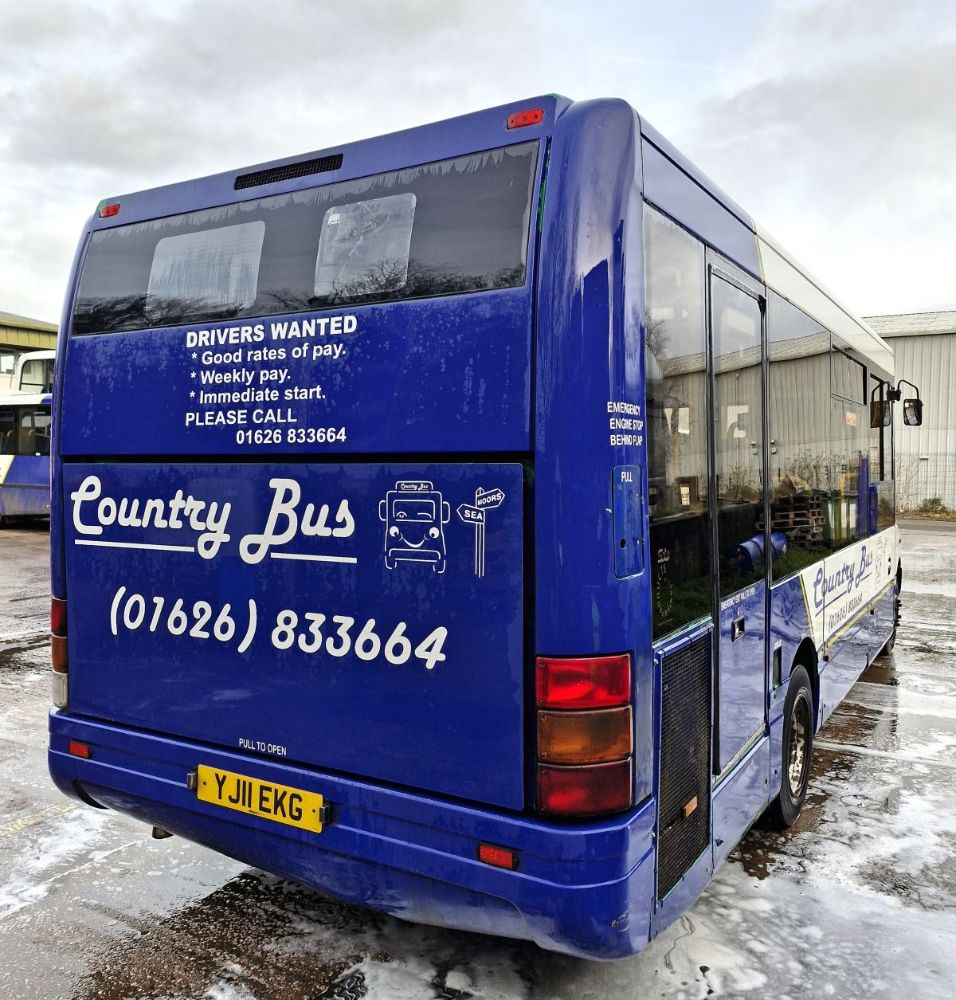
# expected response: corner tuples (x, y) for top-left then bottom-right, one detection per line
(0, 0), (953, 324)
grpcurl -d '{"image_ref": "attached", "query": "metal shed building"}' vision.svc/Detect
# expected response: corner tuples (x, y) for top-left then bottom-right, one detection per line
(0, 310), (58, 385)
(865, 310), (956, 511)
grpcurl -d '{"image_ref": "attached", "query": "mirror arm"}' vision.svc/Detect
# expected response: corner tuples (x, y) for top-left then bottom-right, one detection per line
(893, 378), (921, 402)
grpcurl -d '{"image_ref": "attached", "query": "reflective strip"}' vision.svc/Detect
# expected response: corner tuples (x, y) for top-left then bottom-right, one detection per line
(0, 455), (13, 486)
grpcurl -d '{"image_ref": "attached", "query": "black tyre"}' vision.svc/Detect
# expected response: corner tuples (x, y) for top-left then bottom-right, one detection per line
(764, 664), (814, 829)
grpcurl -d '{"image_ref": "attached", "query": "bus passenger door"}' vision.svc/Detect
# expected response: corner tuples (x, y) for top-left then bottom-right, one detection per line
(709, 268), (768, 773)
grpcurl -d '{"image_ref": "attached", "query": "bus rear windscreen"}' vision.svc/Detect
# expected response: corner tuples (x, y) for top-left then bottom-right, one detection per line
(73, 142), (539, 336)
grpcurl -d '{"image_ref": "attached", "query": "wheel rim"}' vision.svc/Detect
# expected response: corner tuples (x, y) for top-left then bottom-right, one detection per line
(787, 693), (811, 797)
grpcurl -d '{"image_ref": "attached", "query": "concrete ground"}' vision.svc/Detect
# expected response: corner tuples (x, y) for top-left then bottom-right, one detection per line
(0, 520), (953, 999)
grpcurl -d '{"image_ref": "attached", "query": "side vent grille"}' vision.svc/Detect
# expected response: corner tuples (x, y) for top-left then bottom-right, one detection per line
(234, 154), (343, 191)
(657, 632), (712, 900)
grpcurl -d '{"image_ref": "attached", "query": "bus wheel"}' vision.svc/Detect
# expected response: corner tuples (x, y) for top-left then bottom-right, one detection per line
(765, 665), (814, 829)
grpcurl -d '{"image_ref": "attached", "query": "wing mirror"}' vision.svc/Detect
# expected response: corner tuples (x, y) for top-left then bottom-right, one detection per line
(869, 401), (892, 428)
(903, 397), (923, 426)
(888, 379), (923, 427)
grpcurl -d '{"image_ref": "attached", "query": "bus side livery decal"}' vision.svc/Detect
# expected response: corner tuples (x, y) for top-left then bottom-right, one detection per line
(798, 527), (898, 650)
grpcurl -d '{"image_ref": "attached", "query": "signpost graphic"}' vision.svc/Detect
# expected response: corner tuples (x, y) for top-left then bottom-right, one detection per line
(458, 486), (504, 577)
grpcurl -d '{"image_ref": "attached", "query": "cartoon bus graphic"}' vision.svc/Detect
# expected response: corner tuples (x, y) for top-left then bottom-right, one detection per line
(378, 480), (451, 572)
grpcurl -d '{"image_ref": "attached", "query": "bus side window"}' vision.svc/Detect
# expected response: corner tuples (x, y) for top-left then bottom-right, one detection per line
(0, 408), (15, 454)
(767, 293), (832, 579)
(643, 206), (710, 640)
(18, 407), (51, 456)
(829, 350), (866, 550)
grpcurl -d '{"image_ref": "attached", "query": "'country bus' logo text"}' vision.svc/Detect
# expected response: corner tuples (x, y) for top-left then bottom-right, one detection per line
(811, 544), (873, 610)
(70, 475), (354, 563)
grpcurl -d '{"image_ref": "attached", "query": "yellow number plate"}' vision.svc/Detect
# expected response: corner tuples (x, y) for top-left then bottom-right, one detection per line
(195, 765), (324, 833)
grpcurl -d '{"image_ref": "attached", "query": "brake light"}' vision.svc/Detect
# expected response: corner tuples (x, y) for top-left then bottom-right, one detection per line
(51, 597), (69, 707)
(535, 653), (634, 817)
(536, 654), (630, 709)
(537, 759), (633, 816)
(51, 597), (67, 637)
(97, 201), (121, 218)
(506, 108), (543, 130)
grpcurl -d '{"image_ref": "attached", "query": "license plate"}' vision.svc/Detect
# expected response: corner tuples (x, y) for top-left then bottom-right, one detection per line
(195, 765), (324, 833)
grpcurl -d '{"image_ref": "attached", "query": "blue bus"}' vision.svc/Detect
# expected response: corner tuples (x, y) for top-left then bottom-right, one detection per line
(48, 96), (918, 959)
(0, 392), (51, 523)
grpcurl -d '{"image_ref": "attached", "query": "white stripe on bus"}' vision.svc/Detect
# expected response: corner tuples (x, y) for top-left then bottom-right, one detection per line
(270, 552), (358, 564)
(74, 540), (195, 553)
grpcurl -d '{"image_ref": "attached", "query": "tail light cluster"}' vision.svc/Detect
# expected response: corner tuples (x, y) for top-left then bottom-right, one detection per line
(51, 597), (68, 708)
(535, 654), (634, 817)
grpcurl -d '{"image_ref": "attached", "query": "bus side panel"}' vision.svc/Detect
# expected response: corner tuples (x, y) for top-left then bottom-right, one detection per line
(535, 100), (653, 804)
(52, 223), (92, 601)
(814, 528), (898, 724)
(0, 456), (50, 516)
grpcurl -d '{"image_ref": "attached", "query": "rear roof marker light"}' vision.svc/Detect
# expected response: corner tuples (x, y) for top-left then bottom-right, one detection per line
(97, 201), (121, 219)
(507, 108), (544, 130)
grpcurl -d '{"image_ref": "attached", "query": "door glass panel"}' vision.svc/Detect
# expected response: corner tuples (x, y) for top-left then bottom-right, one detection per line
(712, 277), (765, 598)
(643, 207), (711, 639)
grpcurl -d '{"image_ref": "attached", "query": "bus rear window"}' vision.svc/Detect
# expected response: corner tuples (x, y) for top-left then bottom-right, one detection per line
(73, 142), (538, 336)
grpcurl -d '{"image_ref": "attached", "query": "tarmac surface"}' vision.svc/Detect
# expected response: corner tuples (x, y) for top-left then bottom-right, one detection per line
(0, 520), (954, 999)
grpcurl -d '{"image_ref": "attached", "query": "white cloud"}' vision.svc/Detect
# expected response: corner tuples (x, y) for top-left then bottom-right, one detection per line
(673, 0), (956, 314)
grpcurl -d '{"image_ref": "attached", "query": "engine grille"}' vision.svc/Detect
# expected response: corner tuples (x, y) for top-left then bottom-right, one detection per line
(658, 632), (712, 899)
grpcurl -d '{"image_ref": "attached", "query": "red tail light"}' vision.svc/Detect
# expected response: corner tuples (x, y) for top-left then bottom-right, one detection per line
(535, 653), (634, 817)
(68, 740), (91, 759)
(537, 759), (633, 816)
(51, 597), (68, 674)
(536, 654), (630, 709)
(51, 597), (67, 637)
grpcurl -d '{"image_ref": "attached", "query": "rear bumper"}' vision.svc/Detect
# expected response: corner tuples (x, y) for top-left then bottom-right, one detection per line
(49, 710), (657, 959)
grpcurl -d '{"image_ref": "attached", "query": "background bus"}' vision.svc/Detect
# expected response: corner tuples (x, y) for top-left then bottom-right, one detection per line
(48, 95), (916, 959)
(0, 349), (55, 395)
(0, 392), (51, 524)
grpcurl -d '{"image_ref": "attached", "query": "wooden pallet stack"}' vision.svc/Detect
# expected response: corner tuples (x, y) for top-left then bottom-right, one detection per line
(759, 492), (826, 548)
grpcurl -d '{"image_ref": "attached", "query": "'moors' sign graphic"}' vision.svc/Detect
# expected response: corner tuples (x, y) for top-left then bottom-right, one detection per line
(457, 487), (505, 577)
(475, 488), (504, 510)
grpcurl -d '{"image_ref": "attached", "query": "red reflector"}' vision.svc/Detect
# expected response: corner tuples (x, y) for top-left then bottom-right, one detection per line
(51, 597), (67, 637)
(537, 759), (633, 816)
(536, 654), (631, 709)
(507, 108), (544, 129)
(68, 740), (91, 759)
(98, 201), (120, 218)
(478, 843), (518, 870)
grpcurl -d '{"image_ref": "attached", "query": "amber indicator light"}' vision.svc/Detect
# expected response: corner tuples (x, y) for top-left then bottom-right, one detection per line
(537, 706), (632, 765)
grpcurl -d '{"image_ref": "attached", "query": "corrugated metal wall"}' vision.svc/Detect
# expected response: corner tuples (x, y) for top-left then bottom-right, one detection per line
(888, 333), (956, 510)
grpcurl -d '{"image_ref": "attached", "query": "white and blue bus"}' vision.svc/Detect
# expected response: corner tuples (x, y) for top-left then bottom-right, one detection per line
(48, 96), (920, 959)
(0, 391), (51, 524)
